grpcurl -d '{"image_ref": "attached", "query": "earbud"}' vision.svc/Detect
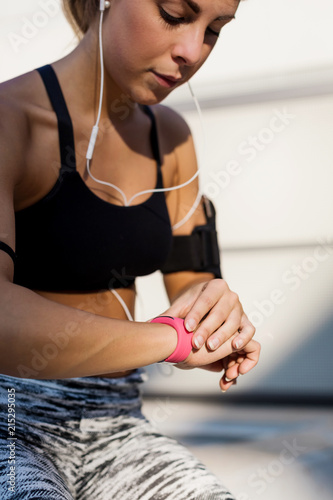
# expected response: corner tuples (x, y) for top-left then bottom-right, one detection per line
(99, 0), (110, 11)
(88, 0), (205, 219)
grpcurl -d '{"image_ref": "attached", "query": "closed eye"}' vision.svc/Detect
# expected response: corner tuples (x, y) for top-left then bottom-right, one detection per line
(159, 7), (185, 26)
(159, 7), (220, 37)
(206, 27), (220, 37)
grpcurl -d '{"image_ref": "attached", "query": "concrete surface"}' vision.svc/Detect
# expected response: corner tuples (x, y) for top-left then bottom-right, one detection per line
(142, 398), (333, 500)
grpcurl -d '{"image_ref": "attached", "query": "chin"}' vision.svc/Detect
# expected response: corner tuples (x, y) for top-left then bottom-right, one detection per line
(128, 80), (178, 106)
(129, 90), (168, 106)
(137, 95), (168, 106)
(136, 84), (183, 106)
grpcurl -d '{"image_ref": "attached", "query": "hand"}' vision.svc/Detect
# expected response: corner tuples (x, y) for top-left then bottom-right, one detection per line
(177, 338), (261, 393)
(164, 278), (256, 353)
(219, 338), (261, 392)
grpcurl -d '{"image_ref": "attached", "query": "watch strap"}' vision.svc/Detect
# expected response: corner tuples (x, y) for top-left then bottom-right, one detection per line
(150, 316), (193, 363)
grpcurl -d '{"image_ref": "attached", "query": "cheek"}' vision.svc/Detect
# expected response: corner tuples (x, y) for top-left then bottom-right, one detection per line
(105, 7), (163, 68)
(197, 42), (217, 71)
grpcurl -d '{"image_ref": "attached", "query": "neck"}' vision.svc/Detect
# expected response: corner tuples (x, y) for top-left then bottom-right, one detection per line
(52, 20), (138, 124)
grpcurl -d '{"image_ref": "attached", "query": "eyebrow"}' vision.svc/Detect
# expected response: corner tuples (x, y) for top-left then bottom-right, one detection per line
(184, 0), (236, 21)
(184, 0), (201, 14)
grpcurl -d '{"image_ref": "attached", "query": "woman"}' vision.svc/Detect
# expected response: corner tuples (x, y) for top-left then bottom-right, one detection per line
(0, 0), (260, 498)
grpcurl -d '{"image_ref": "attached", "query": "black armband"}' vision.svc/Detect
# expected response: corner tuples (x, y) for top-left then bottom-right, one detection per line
(0, 241), (17, 266)
(161, 196), (222, 278)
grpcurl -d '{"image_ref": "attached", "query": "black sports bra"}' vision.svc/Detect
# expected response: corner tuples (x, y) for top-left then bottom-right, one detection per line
(13, 65), (173, 291)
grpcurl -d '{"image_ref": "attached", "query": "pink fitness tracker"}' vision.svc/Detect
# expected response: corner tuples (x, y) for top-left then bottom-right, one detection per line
(150, 316), (193, 363)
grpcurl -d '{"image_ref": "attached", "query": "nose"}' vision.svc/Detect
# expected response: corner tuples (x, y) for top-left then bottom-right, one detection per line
(171, 27), (204, 67)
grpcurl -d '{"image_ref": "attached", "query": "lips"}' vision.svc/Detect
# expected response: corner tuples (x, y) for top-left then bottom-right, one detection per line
(151, 71), (182, 88)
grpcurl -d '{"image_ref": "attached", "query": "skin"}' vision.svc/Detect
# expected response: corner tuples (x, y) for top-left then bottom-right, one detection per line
(0, 0), (260, 390)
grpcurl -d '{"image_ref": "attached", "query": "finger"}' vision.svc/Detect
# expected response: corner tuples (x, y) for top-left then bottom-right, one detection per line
(202, 307), (242, 351)
(224, 363), (240, 381)
(223, 354), (240, 381)
(220, 376), (238, 393)
(192, 308), (228, 349)
(184, 280), (229, 333)
(222, 356), (238, 372)
(223, 349), (249, 380)
(161, 284), (205, 319)
(220, 340), (261, 390)
(219, 354), (239, 384)
(232, 314), (256, 351)
(237, 340), (261, 375)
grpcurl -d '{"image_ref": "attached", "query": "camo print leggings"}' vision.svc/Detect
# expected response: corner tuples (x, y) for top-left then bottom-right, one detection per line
(0, 371), (234, 500)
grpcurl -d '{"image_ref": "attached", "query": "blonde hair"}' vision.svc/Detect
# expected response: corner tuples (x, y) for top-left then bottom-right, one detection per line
(62, 0), (98, 37)
(62, 0), (246, 37)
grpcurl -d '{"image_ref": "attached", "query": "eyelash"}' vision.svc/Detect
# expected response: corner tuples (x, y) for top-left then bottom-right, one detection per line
(159, 7), (220, 38)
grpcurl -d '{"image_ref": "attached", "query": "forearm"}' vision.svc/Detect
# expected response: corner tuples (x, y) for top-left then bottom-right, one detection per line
(0, 282), (177, 379)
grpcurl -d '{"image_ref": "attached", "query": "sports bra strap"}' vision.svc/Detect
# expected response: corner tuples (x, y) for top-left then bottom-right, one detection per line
(36, 65), (76, 173)
(36, 66), (162, 173)
(142, 105), (162, 169)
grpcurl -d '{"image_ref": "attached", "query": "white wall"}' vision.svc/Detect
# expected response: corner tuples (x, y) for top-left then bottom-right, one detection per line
(1, 1), (333, 398)
(2, 0), (333, 82)
(137, 92), (333, 397)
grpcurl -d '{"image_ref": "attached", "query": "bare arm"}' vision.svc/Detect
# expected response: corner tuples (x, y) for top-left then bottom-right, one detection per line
(0, 97), (180, 379)
(0, 120), (234, 379)
(157, 106), (256, 352)
(0, 278), (179, 379)
(0, 98), (258, 381)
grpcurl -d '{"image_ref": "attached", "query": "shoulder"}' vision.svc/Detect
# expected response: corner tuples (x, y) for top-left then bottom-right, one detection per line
(0, 69), (53, 132)
(0, 75), (30, 186)
(152, 104), (190, 132)
(151, 104), (192, 152)
(150, 103), (197, 182)
(0, 70), (54, 185)
(148, 105), (198, 206)
(151, 105), (205, 233)
(0, 69), (48, 116)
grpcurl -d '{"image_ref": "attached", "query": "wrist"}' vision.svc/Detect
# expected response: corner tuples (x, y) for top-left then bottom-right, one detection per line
(149, 321), (178, 362)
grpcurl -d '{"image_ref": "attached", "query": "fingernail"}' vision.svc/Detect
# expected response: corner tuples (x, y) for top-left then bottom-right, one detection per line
(185, 319), (196, 332)
(234, 339), (243, 349)
(193, 335), (204, 349)
(224, 376), (233, 382)
(221, 390), (226, 393)
(208, 338), (219, 350)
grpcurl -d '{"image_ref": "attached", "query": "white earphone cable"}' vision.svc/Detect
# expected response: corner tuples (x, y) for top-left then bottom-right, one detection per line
(85, 9), (206, 225)
(96, 8), (104, 126)
(85, 5), (207, 320)
(111, 289), (134, 322)
(87, 159), (130, 205)
(172, 188), (203, 231)
(169, 80), (205, 230)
